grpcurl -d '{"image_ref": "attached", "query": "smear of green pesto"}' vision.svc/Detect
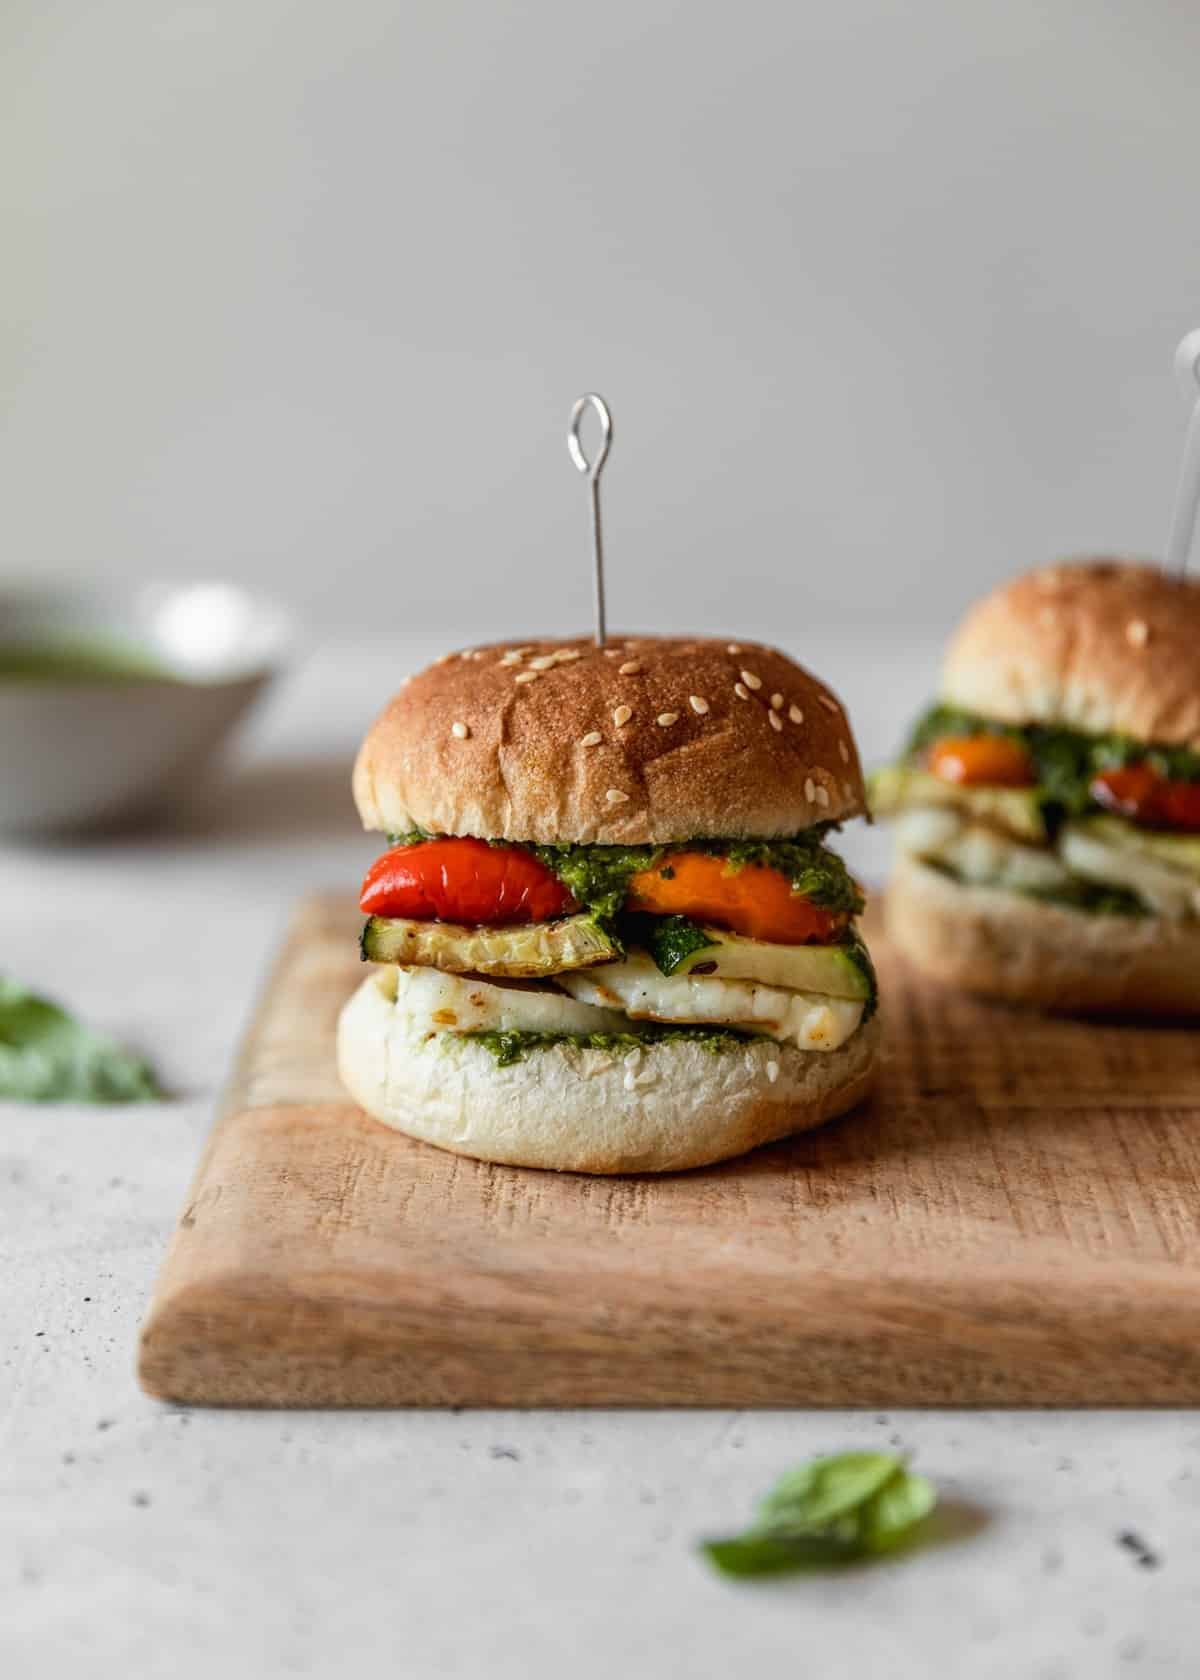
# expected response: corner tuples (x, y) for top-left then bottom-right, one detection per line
(463, 1023), (759, 1068)
(529, 831), (863, 923)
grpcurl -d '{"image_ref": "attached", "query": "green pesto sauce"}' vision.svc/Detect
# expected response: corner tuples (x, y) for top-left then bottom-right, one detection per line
(0, 640), (175, 683)
(464, 1022), (760, 1068)
(905, 703), (1200, 826)
(530, 831), (864, 922)
(384, 830), (864, 928)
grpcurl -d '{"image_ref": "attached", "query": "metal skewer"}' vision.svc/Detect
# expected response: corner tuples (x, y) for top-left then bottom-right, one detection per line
(567, 393), (613, 646)
(1164, 329), (1200, 577)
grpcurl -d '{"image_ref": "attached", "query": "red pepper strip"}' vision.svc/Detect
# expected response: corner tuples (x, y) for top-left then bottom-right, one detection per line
(360, 837), (576, 924)
(1091, 767), (1200, 833)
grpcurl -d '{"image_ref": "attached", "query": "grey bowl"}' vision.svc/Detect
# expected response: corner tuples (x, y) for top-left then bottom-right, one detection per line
(0, 581), (295, 834)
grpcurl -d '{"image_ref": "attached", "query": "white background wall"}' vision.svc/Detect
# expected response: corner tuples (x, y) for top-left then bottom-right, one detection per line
(4, 0), (1200, 647)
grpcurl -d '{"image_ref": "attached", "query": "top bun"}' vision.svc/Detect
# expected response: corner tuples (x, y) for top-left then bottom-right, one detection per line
(941, 558), (1200, 745)
(353, 635), (867, 844)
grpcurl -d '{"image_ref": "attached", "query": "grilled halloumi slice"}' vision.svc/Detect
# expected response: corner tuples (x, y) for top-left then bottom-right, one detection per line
(1060, 824), (1200, 919)
(894, 809), (1073, 894)
(387, 964), (628, 1037)
(557, 952), (863, 1051)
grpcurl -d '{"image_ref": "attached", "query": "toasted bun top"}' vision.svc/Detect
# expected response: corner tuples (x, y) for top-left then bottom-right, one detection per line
(352, 635), (867, 843)
(941, 559), (1200, 745)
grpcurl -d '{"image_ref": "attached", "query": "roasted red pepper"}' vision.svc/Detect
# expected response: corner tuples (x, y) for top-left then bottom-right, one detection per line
(625, 851), (847, 944)
(360, 837), (576, 924)
(1090, 767), (1200, 832)
(926, 735), (1035, 787)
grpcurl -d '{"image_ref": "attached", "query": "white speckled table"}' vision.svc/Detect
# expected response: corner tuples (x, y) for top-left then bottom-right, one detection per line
(1, 637), (1193, 1678)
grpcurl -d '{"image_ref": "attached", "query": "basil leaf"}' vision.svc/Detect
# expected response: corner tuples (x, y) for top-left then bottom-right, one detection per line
(700, 1452), (937, 1578)
(701, 1533), (854, 1577)
(757, 1451), (901, 1532)
(858, 1470), (938, 1552)
(0, 978), (162, 1103)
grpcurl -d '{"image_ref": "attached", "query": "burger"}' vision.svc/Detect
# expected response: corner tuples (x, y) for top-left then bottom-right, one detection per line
(336, 635), (879, 1172)
(871, 559), (1200, 1012)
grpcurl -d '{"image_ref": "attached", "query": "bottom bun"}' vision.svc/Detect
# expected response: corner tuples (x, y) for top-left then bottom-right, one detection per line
(337, 967), (880, 1174)
(886, 856), (1200, 1015)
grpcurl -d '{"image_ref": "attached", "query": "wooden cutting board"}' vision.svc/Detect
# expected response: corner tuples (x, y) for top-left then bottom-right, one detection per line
(138, 894), (1200, 1407)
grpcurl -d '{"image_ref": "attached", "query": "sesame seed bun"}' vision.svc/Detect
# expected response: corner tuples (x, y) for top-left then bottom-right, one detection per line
(337, 965), (880, 1173)
(886, 855), (1200, 1015)
(352, 636), (866, 844)
(941, 558), (1200, 745)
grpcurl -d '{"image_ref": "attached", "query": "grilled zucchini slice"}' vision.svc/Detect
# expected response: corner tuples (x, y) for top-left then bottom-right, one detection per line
(360, 913), (619, 976)
(662, 927), (873, 999)
(869, 765), (1048, 843)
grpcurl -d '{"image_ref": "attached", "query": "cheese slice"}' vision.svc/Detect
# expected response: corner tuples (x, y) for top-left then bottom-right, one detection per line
(894, 810), (1072, 894)
(557, 952), (863, 1051)
(385, 964), (627, 1038)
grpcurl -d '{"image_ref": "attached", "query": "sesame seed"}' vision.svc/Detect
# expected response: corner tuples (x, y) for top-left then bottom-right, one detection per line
(734, 682), (750, 701)
(528, 654), (556, 670)
(605, 788), (630, 804)
(843, 780), (854, 799)
(740, 670), (762, 691)
(818, 694), (839, 713)
(613, 704), (633, 727)
(804, 777), (816, 801)
(623, 1069), (637, 1092)
(603, 648), (621, 658)
(689, 695), (710, 714)
(1127, 618), (1149, 648)
(512, 646), (535, 657)
(580, 731), (603, 747)
(838, 738), (849, 762)
(436, 652), (457, 664)
(656, 711), (679, 727)
(789, 704), (804, 724)
(514, 670), (539, 684)
(815, 784), (829, 807)
(619, 660), (642, 675)
(451, 721), (470, 739)
(766, 1060), (779, 1084)
(727, 643), (742, 655)
(498, 651), (523, 666)
(556, 648), (582, 662)
(768, 710), (783, 732)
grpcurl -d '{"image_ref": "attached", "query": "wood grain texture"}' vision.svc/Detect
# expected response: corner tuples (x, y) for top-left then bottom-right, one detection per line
(138, 895), (1200, 1407)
